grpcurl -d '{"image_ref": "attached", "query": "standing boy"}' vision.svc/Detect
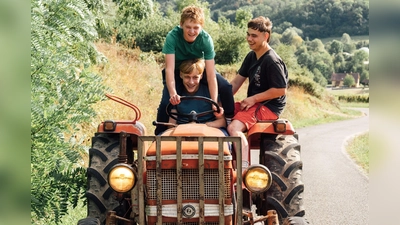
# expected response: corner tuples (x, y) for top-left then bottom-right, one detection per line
(155, 5), (234, 135)
(227, 16), (289, 169)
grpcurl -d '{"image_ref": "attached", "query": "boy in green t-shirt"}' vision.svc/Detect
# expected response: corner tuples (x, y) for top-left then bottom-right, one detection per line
(155, 5), (234, 135)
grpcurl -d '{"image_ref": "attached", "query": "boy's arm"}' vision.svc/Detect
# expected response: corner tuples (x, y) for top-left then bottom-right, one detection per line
(240, 87), (286, 111)
(230, 74), (246, 95)
(205, 106), (226, 128)
(165, 54), (180, 105)
(204, 59), (218, 103)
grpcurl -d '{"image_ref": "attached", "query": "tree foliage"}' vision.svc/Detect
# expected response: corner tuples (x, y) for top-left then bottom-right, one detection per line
(156, 0), (369, 39)
(214, 17), (247, 64)
(235, 8), (252, 28)
(31, 0), (108, 223)
(343, 74), (356, 87)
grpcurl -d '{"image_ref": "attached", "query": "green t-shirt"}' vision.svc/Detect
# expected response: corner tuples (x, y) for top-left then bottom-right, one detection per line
(162, 26), (216, 69)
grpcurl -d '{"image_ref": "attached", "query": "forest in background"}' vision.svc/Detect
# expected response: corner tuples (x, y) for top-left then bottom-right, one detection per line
(156, 0), (369, 39)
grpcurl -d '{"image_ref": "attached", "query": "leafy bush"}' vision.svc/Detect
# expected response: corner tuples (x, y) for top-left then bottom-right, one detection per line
(114, 0), (174, 50)
(288, 75), (324, 99)
(214, 17), (247, 64)
(129, 12), (176, 52)
(31, 0), (108, 223)
(343, 74), (356, 87)
(338, 95), (369, 103)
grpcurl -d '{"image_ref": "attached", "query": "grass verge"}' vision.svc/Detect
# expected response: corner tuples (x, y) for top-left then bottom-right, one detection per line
(346, 132), (369, 174)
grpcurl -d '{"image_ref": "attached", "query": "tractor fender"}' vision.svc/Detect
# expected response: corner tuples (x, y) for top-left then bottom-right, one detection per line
(247, 120), (295, 149)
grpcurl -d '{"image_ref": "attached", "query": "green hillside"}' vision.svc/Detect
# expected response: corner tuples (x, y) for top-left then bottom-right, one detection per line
(155, 0), (369, 39)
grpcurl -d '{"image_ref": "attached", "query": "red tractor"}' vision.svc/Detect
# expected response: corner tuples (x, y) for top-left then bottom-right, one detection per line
(77, 94), (308, 225)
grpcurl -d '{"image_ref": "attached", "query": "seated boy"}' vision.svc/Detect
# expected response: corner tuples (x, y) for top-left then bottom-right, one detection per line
(167, 58), (227, 135)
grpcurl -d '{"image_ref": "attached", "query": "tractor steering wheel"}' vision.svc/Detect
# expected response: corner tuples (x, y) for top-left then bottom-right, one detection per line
(166, 96), (221, 124)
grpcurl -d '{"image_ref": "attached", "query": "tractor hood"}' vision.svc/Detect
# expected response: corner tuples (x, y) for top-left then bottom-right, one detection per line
(146, 123), (231, 156)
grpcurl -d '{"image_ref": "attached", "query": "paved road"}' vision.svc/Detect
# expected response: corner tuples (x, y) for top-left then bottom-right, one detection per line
(297, 108), (369, 224)
(250, 108), (369, 224)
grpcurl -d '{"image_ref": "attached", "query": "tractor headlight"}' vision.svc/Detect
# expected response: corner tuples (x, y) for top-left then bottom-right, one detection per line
(243, 165), (272, 193)
(108, 164), (137, 193)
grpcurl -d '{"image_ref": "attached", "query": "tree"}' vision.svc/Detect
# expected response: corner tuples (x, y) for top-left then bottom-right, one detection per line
(280, 28), (299, 46)
(312, 68), (328, 86)
(313, 60), (333, 81)
(329, 40), (344, 55)
(235, 8), (252, 28)
(308, 39), (325, 52)
(129, 11), (175, 51)
(114, 0), (157, 47)
(345, 49), (369, 79)
(343, 74), (355, 87)
(269, 32), (282, 48)
(341, 33), (352, 44)
(274, 21), (293, 34)
(297, 52), (314, 69)
(333, 53), (345, 72)
(292, 35), (304, 48)
(86, 0), (118, 39)
(31, 0), (108, 223)
(341, 33), (356, 53)
(115, 0), (154, 21)
(214, 17), (247, 64)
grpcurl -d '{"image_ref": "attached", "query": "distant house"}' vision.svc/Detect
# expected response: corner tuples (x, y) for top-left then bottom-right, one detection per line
(331, 72), (360, 87)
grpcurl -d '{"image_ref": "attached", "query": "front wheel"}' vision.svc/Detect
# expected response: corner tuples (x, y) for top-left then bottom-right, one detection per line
(258, 134), (307, 224)
(85, 134), (121, 224)
(77, 218), (100, 225)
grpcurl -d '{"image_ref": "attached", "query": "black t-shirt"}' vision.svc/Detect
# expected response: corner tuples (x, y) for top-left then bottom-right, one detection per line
(238, 49), (288, 116)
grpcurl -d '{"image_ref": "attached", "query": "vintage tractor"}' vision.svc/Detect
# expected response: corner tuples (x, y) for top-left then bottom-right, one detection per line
(77, 94), (308, 225)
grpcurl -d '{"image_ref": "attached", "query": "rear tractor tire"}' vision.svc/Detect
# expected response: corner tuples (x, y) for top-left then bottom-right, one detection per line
(259, 134), (307, 224)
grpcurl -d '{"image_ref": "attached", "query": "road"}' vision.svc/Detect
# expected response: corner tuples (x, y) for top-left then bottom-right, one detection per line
(250, 108), (369, 224)
(297, 108), (369, 224)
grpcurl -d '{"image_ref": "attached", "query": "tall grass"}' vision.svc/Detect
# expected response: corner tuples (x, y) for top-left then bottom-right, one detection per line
(84, 42), (364, 136)
(79, 42), (164, 141)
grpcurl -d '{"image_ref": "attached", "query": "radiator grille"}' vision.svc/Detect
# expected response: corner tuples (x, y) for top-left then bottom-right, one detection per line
(147, 169), (231, 200)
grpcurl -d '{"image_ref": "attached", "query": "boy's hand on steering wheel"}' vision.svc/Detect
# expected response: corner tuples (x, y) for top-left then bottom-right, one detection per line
(169, 94), (181, 105)
(213, 107), (224, 118)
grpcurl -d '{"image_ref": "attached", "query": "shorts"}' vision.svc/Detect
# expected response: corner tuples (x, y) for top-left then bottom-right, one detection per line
(233, 102), (278, 131)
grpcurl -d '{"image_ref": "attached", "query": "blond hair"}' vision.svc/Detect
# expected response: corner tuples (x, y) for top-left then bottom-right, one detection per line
(179, 58), (205, 75)
(180, 6), (205, 26)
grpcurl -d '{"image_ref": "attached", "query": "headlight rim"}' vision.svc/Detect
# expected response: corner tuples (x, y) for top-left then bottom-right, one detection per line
(108, 163), (137, 193)
(243, 164), (272, 193)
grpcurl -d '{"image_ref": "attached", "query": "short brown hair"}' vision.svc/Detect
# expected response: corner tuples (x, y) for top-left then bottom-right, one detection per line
(180, 6), (205, 26)
(179, 58), (205, 75)
(248, 16), (273, 42)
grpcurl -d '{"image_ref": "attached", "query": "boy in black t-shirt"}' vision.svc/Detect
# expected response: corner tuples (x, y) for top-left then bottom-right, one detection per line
(227, 16), (289, 169)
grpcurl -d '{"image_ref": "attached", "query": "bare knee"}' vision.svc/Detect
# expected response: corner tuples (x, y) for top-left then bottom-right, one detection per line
(227, 120), (246, 136)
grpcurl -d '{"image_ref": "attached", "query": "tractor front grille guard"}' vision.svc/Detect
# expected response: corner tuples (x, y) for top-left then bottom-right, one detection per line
(137, 136), (243, 225)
